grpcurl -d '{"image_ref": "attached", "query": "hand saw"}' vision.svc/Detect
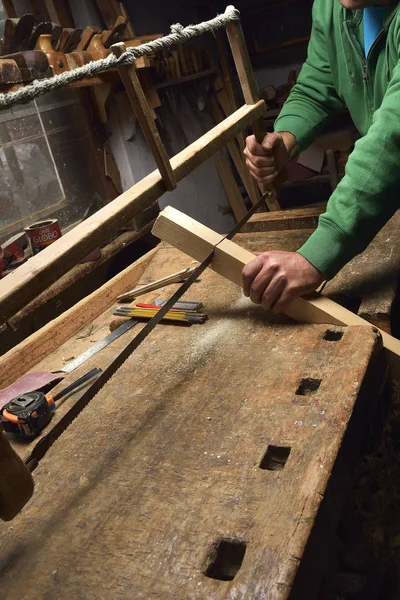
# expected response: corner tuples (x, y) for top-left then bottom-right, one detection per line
(24, 192), (271, 473)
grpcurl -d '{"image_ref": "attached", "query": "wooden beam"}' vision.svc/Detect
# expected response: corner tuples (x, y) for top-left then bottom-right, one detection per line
(112, 43), (176, 191)
(152, 206), (400, 363)
(0, 248), (157, 390)
(0, 100), (266, 325)
(225, 23), (259, 106)
(225, 20), (281, 212)
(242, 205), (327, 233)
(215, 154), (247, 221)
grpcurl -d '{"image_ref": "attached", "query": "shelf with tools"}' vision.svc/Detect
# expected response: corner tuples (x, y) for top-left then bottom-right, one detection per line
(155, 68), (216, 89)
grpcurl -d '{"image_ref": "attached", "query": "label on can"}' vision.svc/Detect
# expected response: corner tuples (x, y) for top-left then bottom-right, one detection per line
(25, 219), (62, 255)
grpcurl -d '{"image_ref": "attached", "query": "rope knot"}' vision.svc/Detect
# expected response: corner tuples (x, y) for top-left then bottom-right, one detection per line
(225, 6), (240, 20)
(170, 23), (184, 34)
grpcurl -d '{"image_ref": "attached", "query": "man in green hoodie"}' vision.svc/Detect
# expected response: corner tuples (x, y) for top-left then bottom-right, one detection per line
(243, 0), (397, 314)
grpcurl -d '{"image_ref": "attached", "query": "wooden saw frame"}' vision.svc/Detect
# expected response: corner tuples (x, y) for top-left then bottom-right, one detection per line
(0, 17), (277, 326)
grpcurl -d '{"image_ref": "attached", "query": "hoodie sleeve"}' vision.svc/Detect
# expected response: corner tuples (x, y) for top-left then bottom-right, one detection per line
(274, 0), (345, 151)
(298, 56), (400, 278)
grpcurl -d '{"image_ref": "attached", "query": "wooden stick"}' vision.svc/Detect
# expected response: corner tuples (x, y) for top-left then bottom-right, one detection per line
(225, 21), (281, 212)
(0, 100), (265, 325)
(0, 249), (158, 390)
(112, 43), (176, 192)
(152, 206), (400, 362)
(116, 267), (197, 302)
(215, 154), (247, 221)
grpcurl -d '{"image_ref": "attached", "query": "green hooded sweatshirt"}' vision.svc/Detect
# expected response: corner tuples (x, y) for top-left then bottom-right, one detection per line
(274, 0), (400, 279)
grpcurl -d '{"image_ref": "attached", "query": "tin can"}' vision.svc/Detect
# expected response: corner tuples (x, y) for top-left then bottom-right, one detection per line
(24, 219), (62, 255)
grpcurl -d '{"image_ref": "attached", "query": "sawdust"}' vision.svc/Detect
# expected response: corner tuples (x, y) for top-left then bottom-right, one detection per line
(189, 295), (255, 361)
(169, 295), (256, 377)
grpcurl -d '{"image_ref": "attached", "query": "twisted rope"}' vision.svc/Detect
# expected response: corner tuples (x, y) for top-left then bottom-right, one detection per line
(0, 5), (240, 110)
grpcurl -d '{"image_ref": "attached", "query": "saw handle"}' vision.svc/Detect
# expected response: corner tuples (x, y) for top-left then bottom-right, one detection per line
(252, 118), (286, 210)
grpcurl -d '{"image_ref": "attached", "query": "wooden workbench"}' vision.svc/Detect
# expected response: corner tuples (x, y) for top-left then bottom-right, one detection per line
(0, 242), (387, 599)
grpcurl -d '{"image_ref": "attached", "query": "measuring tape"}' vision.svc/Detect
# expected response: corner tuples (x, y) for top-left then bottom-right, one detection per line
(1, 368), (101, 439)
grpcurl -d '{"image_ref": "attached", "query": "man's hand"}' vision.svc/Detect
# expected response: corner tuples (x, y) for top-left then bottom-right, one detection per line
(243, 131), (297, 184)
(242, 251), (324, 314)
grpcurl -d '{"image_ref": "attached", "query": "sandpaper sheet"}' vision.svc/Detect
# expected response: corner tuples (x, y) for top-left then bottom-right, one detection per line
(0, 372), (64, 409)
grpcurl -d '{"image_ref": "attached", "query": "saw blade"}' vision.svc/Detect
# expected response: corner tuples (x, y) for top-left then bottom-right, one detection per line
(25, 192), (269, 472)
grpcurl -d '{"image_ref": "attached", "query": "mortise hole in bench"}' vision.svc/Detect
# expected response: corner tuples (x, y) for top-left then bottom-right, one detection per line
(259, 445), (291, 471)
(205, 539), (246, 581)
(323, 329), (344, 342)
(296, 378), (322, 396)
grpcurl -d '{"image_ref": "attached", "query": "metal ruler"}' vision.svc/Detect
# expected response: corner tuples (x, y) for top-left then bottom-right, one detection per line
(25, 193), (269, 472)
(57, 319), (140, 374)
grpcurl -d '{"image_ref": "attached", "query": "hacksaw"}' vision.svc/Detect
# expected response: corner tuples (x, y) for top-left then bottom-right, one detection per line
(24, 192), (271, 473)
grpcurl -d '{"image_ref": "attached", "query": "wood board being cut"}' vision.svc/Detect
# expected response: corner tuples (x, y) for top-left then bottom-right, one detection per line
(152, 206), (400, 368)
(0, 244), (385, 599)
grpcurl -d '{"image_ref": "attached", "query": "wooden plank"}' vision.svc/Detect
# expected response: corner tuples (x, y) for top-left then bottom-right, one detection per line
(0, 249), (157, 390)
(242, 205), (326, 233)
(0, 100), (266, 326)
(113, 43), (176, 191)
(0, 240), (384, 598)
(225, 21), (281, 211)
(152, 206), (400, 364)
(215, 154), (247, 221)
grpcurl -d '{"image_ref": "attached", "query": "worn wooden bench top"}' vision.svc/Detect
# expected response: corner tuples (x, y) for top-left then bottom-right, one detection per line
(0, 245), (385, 600)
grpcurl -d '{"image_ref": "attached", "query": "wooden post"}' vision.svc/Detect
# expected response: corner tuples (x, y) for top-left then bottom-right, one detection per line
(152, 206), (400, 364)
(112, 43), (177, 192)
(0, 100), (266, 325)
(225, 20), (281, 212)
